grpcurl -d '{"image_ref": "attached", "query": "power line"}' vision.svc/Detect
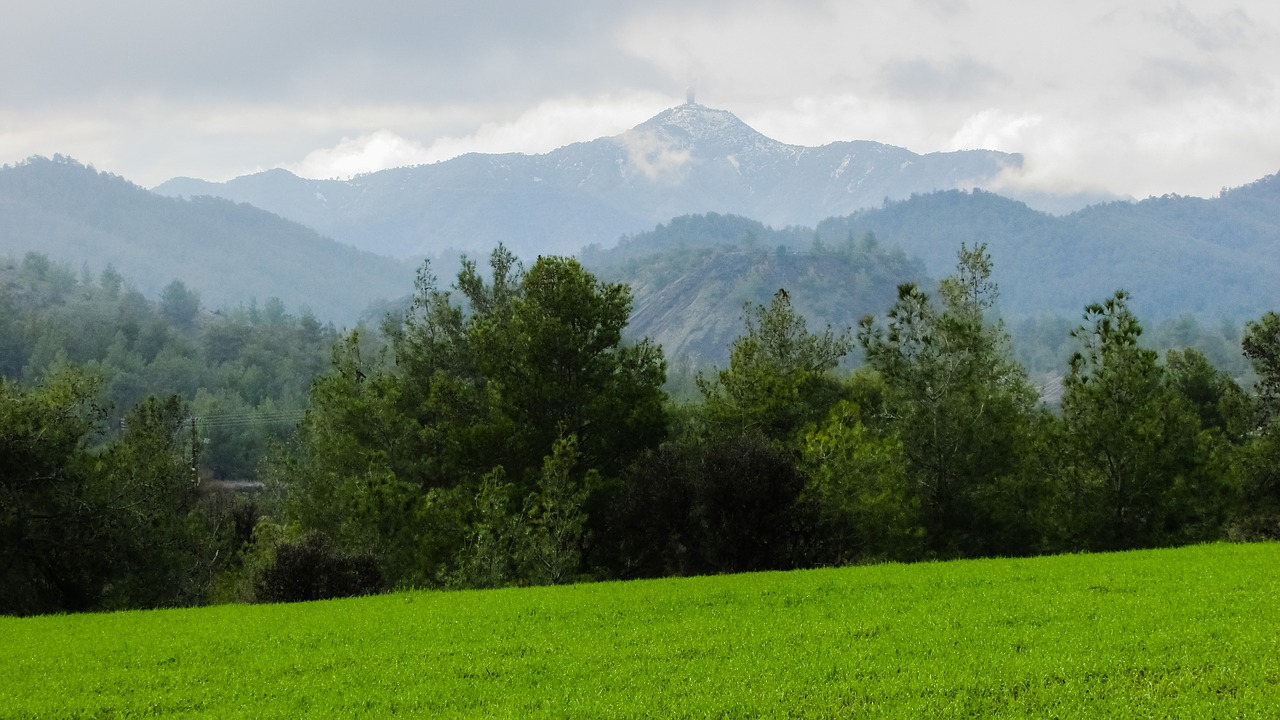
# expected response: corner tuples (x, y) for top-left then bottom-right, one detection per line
(120, 410), (306, 431)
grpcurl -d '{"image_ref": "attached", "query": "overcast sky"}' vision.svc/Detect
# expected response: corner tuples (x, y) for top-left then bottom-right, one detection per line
(3, 0), (1278, 198)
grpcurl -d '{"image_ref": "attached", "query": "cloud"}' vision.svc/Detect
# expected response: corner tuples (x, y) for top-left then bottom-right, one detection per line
(949, 110), (1043, 152)
(619, 129), (692, 182)
(0, 1), (662, 107)
(284, 93), (673, 180)
(1156, 3), (1254, 51)
(1130, 58), (1237, 101)
(287, 131), (434, 179)
(878, 57), (1007, 102)
(3, 0), (1280, 199)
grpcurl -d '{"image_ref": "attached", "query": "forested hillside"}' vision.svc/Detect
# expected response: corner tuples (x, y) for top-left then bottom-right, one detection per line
(0, 253), (341, 480)
(582, 213), (925, 369)
(0, 156), (415, 324)
(816, 173), (1280, 321)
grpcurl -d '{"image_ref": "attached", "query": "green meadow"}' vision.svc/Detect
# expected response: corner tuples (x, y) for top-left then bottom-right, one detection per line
(3, 542), (1277, 718)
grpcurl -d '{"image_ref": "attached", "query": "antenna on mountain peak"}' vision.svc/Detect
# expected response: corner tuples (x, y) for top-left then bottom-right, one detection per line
(686, 88), (696, 106)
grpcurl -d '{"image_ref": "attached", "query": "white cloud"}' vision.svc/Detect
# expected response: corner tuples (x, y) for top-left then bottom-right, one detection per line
(949, 110), (1044, 153)
(288, 130), (435, 179)
(619, 129), (692, 181)
(4, 0), (1280, 198)
(285, 93), (673, 179)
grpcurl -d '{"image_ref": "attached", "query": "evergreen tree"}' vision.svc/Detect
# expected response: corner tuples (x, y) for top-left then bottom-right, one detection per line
(1057, 291), (1218, 549)
(859, 244), (1041, 556)
(698, 288), (851, 443)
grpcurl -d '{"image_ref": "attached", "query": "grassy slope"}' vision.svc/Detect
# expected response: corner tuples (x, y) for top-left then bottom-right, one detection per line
(2, 543), (1277, 718)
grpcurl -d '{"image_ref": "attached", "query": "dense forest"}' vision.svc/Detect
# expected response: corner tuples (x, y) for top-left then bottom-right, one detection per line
(0, 253), (342, 480)
(588, 212), (1256, 381)
(3, 244), (1278, 615)
(586, 214), (925, 374)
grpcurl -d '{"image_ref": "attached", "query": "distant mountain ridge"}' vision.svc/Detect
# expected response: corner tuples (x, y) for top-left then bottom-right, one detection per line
(568, 166), (1280, 373)
(0, 156), (415, 324)
(815, 173), (1280, 321)
(154, 103), (1025, 258)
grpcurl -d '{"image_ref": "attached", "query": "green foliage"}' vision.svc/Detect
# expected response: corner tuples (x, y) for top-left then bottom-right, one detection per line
(0, 367), (106, 613)
(519, 435), (593, 585)
(8, 230), (1280, 612)
(494, 255), (667, 479)
(91, 396), (216, 609)
(157, 280), (200, 330)
(859, 244), (1040, 555)
(1243, 311), (1280, 423)
(251, 531), (383, 603)
(274, 247), (667, 588)
(1057, 291), (1227, 549)
(1233, 312), (1280, 538)
(606, 434), (805, 577)
(698, 288), (852, 442)
(1165, 348), (1253, 441)
(452, 437), (594, 588)
(451, 468), (521, 589)
(0, 254), (339, 484)
(0, 368), (240, 614)
(799, 400), (921, 563)
(1231, 425), (1280, 540)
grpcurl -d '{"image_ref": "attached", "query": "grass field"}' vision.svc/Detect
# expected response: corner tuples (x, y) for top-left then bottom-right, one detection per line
(2, 542), (1277, 718)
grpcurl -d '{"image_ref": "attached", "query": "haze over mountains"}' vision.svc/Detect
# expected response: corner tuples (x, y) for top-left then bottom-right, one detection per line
(813, 176), (1280, 322)
(154, 103), (1030, 259)
(3, 102), (1278, 348)
(0, 156), (414, 324)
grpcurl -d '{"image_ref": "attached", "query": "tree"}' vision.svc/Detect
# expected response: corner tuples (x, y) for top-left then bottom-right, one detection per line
(519, 435), (593, 585)
(0, 367), (105, 614)
(488, 255), (667, 481)
(1233, 311), (1280, 538)
(799, 400), (920, 564)
(698, 288), (852, 442)
(1, 369), (231, 614)
(858, 244), (1039, 556)
(690, 435), (804, 573)
(1057, 291), (1211, 549)
(1243, 311), (1280, 425)
(158, 280), (201, 331)
(450, 467), (521, 589)
(93, 395), (211, 608)
(273, 247), (668, 588)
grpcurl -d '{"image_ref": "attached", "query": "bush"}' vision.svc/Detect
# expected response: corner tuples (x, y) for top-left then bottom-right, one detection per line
(252, 531), (383, 603)
(605, 434), (804, 578)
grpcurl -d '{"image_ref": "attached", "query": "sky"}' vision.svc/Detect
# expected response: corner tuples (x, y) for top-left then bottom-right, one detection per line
(3, 0), (1279, 199)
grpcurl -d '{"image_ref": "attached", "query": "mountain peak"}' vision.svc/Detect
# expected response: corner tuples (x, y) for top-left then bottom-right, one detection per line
(624, 103), (784, 159)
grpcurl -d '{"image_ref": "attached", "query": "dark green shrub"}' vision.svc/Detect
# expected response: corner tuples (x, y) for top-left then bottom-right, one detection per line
(253, 531), (383, 603)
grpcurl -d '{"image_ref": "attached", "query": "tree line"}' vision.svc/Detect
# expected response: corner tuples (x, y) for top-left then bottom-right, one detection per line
(245, 243), (1280, 599)
(3, 245), (1278, 614)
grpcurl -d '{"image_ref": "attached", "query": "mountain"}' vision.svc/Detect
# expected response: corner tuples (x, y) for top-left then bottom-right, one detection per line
(0, 156), (416, 324)
(815, 173), (1280, 321)
(154, 103), (1022, 259)
(580, 213), (926, 369)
